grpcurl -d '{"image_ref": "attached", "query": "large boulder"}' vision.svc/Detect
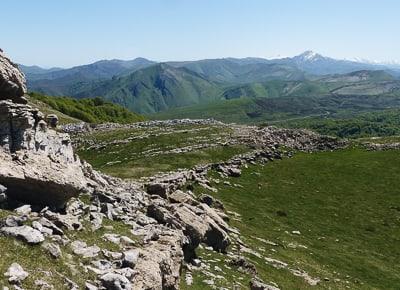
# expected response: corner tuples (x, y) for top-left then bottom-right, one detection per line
(147, 198), (230, 260)
(131, 228), (184, 290)
(0, 50), (27, 103)
(0, 101), (88, 207)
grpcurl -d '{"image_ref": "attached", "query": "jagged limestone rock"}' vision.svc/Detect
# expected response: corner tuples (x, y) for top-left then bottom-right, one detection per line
(0, 100), (88, 206)
(0, 51), (27, 103)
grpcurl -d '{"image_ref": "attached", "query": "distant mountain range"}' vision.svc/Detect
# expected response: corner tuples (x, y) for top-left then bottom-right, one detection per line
(20, 51), (400, 115)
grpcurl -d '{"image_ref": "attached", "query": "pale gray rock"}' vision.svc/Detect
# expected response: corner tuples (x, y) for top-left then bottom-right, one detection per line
(120, 236), (135, 246)
(42, 242), (62, 258)
(70, 240), (100, 258)
(4, 263), (28, 284)
(228, 167), (241, 177)
(46, 114), (58, 128)
(103, 233), (121, 244)
(122, 249), (140, 268)
(102, 250), (123, 260)
(1, 225), (45, 244)
(91, 260), (113, 271)
(90, 212), (103, 230)
(0, 184), (6, 202)
(168, 190), (197, 204)
(0, 192), (6, 203)
(0, 100), (88, 207)
(14, 204), (31, 216)
(0, 51), (27, 103)
(34, 279), (54, 289)
(148, 202), (230, 256)
(192, 258), (201, 267)
(131, 228), (184, 290)
(185, 272), (193, 286)
(100, 273), (132, 290)
(85, 282), (99, 290)
(37, 217), (64, 235)
(250, 278), (281, 290)
(4, 215), (25, 227)
(43, 211), (82, 231)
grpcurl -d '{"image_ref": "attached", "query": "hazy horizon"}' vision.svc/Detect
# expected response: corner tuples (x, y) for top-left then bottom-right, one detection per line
(2, 0), (400, 67)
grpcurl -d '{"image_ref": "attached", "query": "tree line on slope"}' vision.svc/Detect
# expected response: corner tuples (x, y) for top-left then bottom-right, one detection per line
(30, 92), (145, 124)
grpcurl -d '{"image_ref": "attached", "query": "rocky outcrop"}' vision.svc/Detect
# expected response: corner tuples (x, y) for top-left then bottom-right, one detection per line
(0, 51), (27, 103)
(148, 197), (231, 259)
(0, 100), (88, 206)
(0, 101), (88, 206)
(0, 51), (89, 207)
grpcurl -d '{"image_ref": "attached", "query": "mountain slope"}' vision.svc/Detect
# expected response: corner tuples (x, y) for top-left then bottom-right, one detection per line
(24, 58), (156, 96)
(75, 63), (224, 114)
(168, 58), (306, 83)
(18, 64), (63, 76)
(277, 51), (390, 75)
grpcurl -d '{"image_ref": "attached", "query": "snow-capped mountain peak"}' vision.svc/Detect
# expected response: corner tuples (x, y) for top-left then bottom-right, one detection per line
(294, 50), (324, 62)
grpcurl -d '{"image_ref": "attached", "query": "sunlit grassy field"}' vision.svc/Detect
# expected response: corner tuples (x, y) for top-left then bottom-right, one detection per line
(77, 124), (250, 179)
(190, 148), (400, 289)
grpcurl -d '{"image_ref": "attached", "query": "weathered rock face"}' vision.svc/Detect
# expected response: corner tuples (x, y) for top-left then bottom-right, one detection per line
(0, 101), (88, 206)
(0, 51), (27, 103)
(0, 51), (89, 206)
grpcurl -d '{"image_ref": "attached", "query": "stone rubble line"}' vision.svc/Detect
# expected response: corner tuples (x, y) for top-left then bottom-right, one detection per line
(0, 50), (346, 289)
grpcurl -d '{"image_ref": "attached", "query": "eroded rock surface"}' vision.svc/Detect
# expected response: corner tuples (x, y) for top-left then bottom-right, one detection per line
(0, 51), (27, 103)
(0, 101), (88, 206)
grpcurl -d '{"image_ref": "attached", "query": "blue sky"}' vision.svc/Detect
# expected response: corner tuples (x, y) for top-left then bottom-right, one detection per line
(2, 0), (399, 67)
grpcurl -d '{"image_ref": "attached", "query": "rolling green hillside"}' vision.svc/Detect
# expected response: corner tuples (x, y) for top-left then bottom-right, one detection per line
(189, 148), (400, 289)
(30, 92), (145, 124)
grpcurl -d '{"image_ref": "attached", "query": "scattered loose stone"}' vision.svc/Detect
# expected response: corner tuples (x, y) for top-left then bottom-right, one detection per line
(4, 215), (26, 227)
(185, 272), (193, 286)
(250, 278), (280, 290)
(4, 263), (28, 284)
(100, 273), (132, 290)
(122, 249), (140, 268)
(34, 279), (54, 289)
(70, 240), (100, 258)
(85, 281), (99, 290)
(43, 242), (62, 258)
(15, 204), (32, 216)
(192, 258), (201, 267)
(1, 225), (45, 244)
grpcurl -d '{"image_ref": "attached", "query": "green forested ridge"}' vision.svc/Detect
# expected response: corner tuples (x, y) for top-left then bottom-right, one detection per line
(73, 63), (224, 114)
(30, 92), (145, 124)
